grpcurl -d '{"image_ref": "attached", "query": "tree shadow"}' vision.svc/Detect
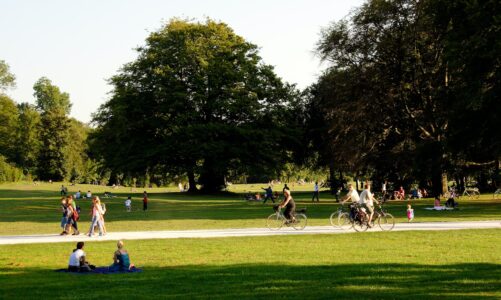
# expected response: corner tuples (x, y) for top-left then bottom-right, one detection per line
(0, 263), (500, 299)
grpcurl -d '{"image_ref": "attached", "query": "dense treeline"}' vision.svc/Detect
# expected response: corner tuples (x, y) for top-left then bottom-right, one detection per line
(0, 61), (102, 183)
(0, 0), (499, 192)
(308, 0), (500, 194)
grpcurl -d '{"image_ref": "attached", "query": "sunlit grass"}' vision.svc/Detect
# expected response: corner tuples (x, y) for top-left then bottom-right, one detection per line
(0, 182), (500, 235)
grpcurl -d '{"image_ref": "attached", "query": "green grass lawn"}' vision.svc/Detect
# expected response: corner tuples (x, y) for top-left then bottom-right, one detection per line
(0, 182), (500, 235)
(0, 229), (500, 299)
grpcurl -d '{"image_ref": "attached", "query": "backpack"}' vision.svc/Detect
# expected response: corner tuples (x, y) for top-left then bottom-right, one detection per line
(72, 207), (80, 221)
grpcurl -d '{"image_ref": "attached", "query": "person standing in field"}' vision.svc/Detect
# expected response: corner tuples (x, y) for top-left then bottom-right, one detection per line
(312, 181), (320, 202)
(125, 196), (132, 212)
(143, 191), (148, 211)
(262, 186), (275, 204)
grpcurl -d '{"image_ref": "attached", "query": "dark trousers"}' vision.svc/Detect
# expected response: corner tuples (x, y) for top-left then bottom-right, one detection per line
(143, 202), (147, 211)
(263, 195), (275, 203)
(284, 204), (296, 220)
(312, 191), (319, 202)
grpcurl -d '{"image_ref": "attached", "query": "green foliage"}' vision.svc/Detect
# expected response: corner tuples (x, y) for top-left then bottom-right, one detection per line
(92, 19), (301, 192)
(0, 155), (24, 182)
(310, 0), (501, 192)
(0, 60), (15, 91)
(33, 77), (72, 181)
(0, 95), (19, 162)
(33, 77), (71, 115)
(15, 103), (41, 174)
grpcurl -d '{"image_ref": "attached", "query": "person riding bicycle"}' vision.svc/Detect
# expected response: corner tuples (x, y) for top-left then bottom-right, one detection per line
(278, 188), (295, 223)
(359, 183), (379, 227)
(341, 184), (360, 219)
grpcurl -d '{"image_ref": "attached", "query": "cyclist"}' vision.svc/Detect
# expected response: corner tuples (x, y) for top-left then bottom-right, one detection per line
(341, 184), (360, 220)
(360, 183), (379, 227)
(279, 188), (296, 223)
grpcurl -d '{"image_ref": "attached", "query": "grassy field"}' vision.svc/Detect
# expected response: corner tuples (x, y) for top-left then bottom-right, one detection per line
(0, 229), (500, 299)
(0, 182), (500, 235)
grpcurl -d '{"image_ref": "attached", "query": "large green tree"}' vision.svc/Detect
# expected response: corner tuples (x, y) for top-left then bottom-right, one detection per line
(33, 77), (71, 181)
(312, 0), (500, 194)
(92, 19), (300, 192)
(0, 95), (19, 162)
(15, 103), (41, 174)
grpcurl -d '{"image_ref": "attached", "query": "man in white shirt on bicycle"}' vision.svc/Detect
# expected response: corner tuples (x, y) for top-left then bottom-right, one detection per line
(359, 183), (379, 227)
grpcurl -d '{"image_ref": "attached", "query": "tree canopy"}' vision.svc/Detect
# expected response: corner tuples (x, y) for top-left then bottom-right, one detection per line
(92, 19), (301, 192)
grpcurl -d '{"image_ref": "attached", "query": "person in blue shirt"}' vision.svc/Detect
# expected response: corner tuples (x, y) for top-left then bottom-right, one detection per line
(109, 240), (134, 271)
(262, 186), (275, 203)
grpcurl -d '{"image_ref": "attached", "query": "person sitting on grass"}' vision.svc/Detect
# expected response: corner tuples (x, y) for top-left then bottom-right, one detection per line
(68, 242), (94, 272)
(109, 240), (134, 272)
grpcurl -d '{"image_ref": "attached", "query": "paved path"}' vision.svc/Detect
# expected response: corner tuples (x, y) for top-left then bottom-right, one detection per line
(0, 220), (499, 245)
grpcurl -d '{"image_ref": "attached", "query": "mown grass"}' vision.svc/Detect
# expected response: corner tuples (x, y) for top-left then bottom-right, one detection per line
(0, 182), (500, 235)
(0, 229), (500, 299)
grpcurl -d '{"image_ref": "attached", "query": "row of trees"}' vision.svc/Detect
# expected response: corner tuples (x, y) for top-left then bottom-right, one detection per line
(1, 0), (499, 192)
(307, 0), (500, 194)
(0, 61), (102, 183)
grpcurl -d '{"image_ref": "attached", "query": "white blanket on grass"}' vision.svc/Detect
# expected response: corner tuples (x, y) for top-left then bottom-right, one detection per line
(424, 206), (454, 211)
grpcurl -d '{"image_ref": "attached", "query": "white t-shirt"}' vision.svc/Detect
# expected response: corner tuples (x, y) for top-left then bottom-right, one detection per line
(314, 184), (319, 192)
(382, 183), (386, 192)
(125, 199), (131, 207)
(348, 189), (360, 203)
(68, 249), (85, 267)
(360, 189), (373, 206)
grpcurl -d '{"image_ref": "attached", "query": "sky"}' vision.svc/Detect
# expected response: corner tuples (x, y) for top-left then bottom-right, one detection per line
(1, 0), (364, 123)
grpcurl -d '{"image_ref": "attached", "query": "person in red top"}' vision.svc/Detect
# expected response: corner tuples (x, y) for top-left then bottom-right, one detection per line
(142, 191), (148, 211)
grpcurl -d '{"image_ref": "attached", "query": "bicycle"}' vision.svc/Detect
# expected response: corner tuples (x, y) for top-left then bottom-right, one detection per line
(371, 203), (395, 231)
(337, 202), (395, 232)
(462, 187), (480, 200)
(266, 206), (307, 230)
(493, 188), (501, 200)
(337, 203), (369, 232)
(329, 204), (348, 228)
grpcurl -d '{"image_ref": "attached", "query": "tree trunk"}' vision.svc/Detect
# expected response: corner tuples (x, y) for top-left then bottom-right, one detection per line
(329, 161), (336, 194)
(187, 169), (198, 192)
(199, 159), (226, 193)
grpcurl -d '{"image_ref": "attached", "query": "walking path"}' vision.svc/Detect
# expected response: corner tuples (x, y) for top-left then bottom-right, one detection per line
(0, 220), (499, 245)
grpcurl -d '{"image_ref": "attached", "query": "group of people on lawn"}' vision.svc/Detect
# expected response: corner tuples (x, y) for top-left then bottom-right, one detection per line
(59, 191), (149, 236)
(68, 240), (134, 272)
(60, 194), (107, 236)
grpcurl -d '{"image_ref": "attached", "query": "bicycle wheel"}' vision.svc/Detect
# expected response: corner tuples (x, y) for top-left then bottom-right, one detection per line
(494, 192), (500, 200)
(353, 214), (368, 232)
(292, 213), (307, 230)
(472, 191), (480, 200)
(378, 213), (395, 231)
(338, 212), (353, 230)
(266, 213), (285, 230)
(329, 211), (339, 227)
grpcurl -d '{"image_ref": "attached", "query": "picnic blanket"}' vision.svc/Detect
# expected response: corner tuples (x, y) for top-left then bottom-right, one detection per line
(424, 206), (455, 211)
(56, 267), (142, 274)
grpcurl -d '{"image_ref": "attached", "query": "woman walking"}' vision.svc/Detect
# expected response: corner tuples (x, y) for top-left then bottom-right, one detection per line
(88, 197), (105, 237)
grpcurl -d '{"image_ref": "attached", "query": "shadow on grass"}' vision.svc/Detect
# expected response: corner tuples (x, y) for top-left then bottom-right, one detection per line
(0, 263), (500, 299)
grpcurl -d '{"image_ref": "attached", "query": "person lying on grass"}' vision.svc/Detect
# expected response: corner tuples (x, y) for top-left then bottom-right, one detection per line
(109, 240), (135, 271)
(68, 242), (95, 272)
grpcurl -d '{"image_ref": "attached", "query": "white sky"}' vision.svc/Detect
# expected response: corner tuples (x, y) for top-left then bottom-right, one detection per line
(1, 0), (364, 123)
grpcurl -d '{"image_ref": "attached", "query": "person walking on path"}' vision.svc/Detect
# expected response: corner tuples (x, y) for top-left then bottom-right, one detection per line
(88, 197), (105, 236)
(312, 182), (320, 202)
(262, 186), (275, 204)
(143, 191), (148, 211)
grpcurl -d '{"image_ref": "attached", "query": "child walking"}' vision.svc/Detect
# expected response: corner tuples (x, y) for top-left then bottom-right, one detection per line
(407, 203), (414, 222)
(125, 196), (132, 212)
